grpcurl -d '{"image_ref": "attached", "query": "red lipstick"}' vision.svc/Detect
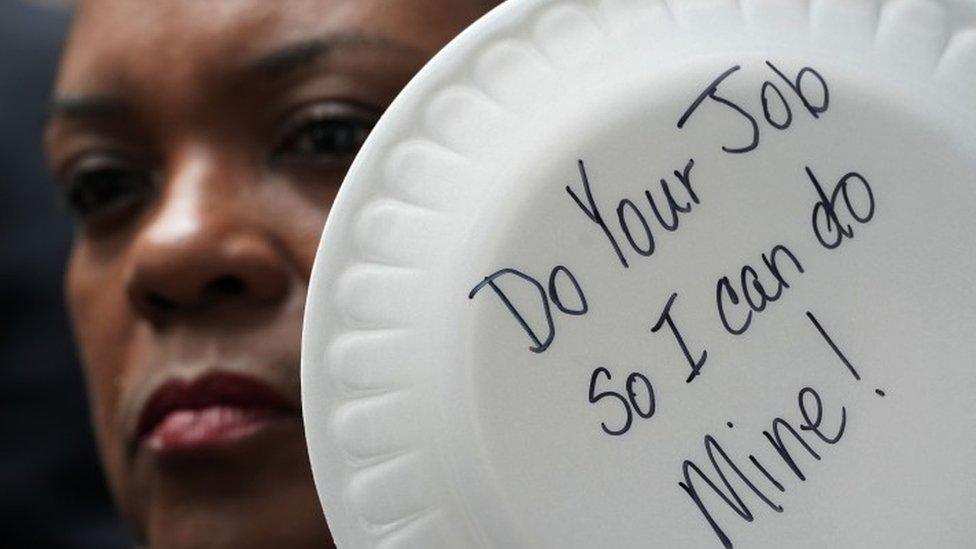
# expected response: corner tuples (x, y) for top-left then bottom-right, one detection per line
(136, 372), (295, 453)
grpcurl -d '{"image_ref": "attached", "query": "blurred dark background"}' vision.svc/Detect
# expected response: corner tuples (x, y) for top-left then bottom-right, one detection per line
(0, 0), (130, 546)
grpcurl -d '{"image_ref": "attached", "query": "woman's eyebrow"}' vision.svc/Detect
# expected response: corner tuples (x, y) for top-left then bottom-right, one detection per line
(240, 31), (425, 80)
(47, 94), (130, 123)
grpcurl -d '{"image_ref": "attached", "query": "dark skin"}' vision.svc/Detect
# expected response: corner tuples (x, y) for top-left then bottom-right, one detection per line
(46, 1), (498, 547)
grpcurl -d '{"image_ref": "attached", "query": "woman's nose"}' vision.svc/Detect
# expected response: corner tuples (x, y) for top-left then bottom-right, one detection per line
(125, 161), (291, 325)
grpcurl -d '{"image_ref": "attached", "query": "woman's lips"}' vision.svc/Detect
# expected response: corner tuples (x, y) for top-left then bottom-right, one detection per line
(136, 372), (296, 454)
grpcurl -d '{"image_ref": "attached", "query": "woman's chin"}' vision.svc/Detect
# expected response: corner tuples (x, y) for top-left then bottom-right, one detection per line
(131, 419), (332, 549)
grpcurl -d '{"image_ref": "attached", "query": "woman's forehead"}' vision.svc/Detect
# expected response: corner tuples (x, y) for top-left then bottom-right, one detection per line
(60, 0), (484, 92)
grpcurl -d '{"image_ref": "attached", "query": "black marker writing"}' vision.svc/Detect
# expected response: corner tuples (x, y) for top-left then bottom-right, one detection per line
(765, 61), (830, 119)
(588, 366), (657, 436)
(567, 159), (699, 269)
(468, 265), (588, 354)
(679, 62), (831, 154)
(716, 244), (805, 336)
(680, 386), (846, 548)
(761, 80), (793, 130)
(805, 167), (875, 250)
(566, 160), (629, 268)
(678, 65), (759, 154)
(806, 311), (861, 381)
(798, 387), (846, 444)
(651, 292), (709, 382)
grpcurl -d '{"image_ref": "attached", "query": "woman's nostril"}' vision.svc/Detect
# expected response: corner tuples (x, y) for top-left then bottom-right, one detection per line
(142, 276), (247, 314)
(207, 275), (246, 298)
(146, 291), (177, 312)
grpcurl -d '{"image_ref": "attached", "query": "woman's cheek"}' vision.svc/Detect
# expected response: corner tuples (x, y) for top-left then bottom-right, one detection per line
(260, 178), (338, 280)
(66, 243), (134, 497)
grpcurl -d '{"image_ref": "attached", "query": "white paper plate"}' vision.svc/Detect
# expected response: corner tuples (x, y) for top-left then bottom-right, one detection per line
(301, 1), (976, 547)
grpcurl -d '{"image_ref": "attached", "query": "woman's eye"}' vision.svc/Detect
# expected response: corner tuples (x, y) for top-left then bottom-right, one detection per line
(271, 104), (378, 166)
(61, 160), (153, 223)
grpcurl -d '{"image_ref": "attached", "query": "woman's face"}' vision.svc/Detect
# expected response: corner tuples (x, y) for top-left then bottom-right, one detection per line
(45, 1), (492, 547)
